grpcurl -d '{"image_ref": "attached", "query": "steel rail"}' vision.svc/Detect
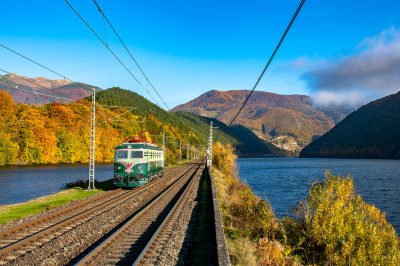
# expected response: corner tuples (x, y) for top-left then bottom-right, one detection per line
(133, 163), (205, 265)
(0, 189), (121, 240)
(74, 160), (204, 265)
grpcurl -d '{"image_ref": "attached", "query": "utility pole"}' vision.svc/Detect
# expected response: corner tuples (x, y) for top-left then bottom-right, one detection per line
(187, 144), (189, 161)
(179, 139), (181, 163)
(88, 88), (96, 189)
(207, 122), (218, 167)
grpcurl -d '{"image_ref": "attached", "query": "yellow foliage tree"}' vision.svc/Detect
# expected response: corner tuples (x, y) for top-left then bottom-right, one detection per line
(0, 133), (19, 164)
(212, 142), (237, 176)
(33, 127), (57, 163)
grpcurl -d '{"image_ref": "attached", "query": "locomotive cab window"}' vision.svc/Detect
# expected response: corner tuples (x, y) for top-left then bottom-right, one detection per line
(131, 151), (143, 159)
(116, 150), (128, 159)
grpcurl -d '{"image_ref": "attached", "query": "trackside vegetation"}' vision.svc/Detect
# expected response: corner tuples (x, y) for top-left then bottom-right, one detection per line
(212, 142), (400, 265)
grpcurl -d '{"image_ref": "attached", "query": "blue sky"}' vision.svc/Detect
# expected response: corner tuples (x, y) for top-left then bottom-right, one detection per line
(1, 0), (400, 108)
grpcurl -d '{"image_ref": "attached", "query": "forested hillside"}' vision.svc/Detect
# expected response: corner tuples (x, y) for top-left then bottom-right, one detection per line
(300, 91), (400, 159)
(0, 87), (289, 165)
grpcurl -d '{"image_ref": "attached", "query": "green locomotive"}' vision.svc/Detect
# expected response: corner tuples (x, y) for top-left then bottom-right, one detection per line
(114, 139), (164, 188)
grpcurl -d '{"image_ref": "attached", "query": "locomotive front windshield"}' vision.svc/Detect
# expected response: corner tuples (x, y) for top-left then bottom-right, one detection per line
(115, 150), (128, 159)
(131, 151), (143, 158)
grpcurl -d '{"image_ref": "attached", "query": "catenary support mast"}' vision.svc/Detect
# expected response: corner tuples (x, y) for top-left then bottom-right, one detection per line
(88, 88), (96, 189)
(207, 122), (217, 167)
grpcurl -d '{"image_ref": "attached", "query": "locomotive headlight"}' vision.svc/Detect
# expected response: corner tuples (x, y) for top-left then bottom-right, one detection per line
(137, 166), (141, 169)
(117, 166), (121, 170)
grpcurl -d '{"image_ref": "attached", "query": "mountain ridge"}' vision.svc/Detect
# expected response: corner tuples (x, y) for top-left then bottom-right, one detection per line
(300, 91), (400, 159)
(171, 89), (353, 150)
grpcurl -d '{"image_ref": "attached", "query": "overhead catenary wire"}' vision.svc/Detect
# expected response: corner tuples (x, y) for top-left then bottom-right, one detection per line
(0, 69), (107, 120)
(91, 0), (171, 111)
(0, 81), (67, 102)
(222, 0), (306, 132)
(0, 69), (77, 102)
(64, 0), (162, 109)
(0, 45), (121, 122)
(0, 44), (100, 94)
(0, 70), (134, 125)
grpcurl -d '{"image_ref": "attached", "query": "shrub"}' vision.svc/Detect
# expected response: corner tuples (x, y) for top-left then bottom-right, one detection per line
(61, 179), (95, 190)
(284, 171), (400, 265)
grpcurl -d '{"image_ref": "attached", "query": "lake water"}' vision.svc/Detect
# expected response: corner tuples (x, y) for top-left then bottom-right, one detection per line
(237, 158), (400, 232)
(0, 163), (113, 206)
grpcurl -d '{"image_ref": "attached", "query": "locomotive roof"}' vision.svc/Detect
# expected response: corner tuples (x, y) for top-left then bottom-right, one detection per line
(115, 143), (162, 150)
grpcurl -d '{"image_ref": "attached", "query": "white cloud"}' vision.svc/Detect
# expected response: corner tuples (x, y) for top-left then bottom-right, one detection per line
(300, 27), (400, 106)
(311, 90), (368, 107)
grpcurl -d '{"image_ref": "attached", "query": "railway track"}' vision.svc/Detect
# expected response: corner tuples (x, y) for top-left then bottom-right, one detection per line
(0, 162), (198, 265)
(74, 160), (206, 266)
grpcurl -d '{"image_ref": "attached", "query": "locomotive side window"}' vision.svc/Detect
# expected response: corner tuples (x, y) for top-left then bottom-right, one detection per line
(131, 151), (143, 159)
(116, 150), (128, 159)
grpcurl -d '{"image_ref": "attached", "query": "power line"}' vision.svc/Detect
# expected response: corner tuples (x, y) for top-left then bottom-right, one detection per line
(0, 44), (100, 94)
(0, 69), (76, 102)
(0, 69), (106, 120)
(64, 0), (163, 109)
(0, 81), (65, 103)
(91, 0), (171, 111)
(0, 45), (108, 118)
(222, 0), (306, 132)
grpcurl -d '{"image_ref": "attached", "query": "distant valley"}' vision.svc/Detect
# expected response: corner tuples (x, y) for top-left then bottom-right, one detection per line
(171, 90), (354, 151)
